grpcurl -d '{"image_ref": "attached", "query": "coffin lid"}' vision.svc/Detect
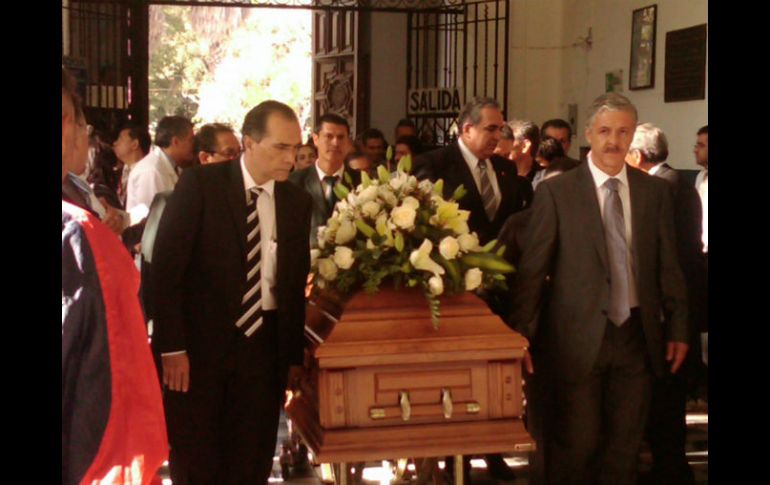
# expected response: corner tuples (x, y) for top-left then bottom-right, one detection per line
(313, 287), (529, 368)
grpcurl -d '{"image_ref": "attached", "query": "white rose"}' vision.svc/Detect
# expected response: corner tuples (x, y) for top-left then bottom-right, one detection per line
(402, 196), (420, 210)
(310, 249), (321, 267)
(317, 225), (327, 242)
(334, 219), (357, 244)
(377, 184), (399, 207)
(458, 233), (480, 252)
(419, 179), (433, 195)
(336, 199), (350, 213)
(389, 172), (405, 190)
(361, 200), (381, 219)
(439, 236), (460, 260)
(318, 258), (339, 281)
(464, 268), (483, 291)
(391, 205), (417, 230)
(429, 275), (444, 296)
(317, 237), (326, 249)
(358, 185), (379, 203)
(333, 246), (355, 269)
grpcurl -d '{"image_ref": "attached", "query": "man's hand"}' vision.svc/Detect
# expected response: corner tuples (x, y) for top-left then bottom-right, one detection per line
(162, 352), (190, 392)
(99, 198), (126, 236)
(522, 348), (535, 375)
(286, 365), (305, 392)
(666, 341), (689, 374)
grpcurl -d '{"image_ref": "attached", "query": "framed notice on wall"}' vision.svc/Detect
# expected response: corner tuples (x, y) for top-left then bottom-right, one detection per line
(629, 4), (657, 90)
(665, 24), (707, 102)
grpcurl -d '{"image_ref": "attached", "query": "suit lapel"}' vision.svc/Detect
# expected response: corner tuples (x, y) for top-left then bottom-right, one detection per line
(576, 162), (609, 270)
(225, 159), (248, 259)
(305, 169), (329, 216)
(627, 167), (645, 285)
(492, 157), (514, 222)
(449, 143), (485, 212)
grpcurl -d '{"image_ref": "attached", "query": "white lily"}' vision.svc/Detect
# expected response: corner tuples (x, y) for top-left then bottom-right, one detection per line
(409, 240), (445, 276)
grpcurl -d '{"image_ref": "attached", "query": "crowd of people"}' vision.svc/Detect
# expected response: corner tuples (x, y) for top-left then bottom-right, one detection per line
(63, 63), (708, 485)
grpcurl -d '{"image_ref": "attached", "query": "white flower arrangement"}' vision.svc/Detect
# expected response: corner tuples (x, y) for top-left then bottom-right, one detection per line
(310, 155), (514, 327)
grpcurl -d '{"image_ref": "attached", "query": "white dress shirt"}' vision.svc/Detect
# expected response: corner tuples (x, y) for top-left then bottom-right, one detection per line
(241, 156), (278, 311)
(161, 158), (280, 357)
(587, 154), (639, 308)
(457, 138), (501, 214)
(126, 145), (179, 224)
(695, 169), (708, 253)
(314, 161), (345, 206)
(647, 162), (665, 176)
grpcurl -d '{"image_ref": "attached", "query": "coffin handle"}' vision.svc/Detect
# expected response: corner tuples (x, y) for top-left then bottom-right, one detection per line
(441, 388), (453, 419)
(400, 391), (411, 421)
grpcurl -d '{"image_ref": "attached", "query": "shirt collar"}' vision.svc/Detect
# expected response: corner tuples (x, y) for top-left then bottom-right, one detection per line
(315, 160), (345, 182)
(648, 162), (665, 176)
(240, 155), (275, 199)
(156, 145), (179, 173)
(587, 152), (629, 189)
(457, 137), (481, 169)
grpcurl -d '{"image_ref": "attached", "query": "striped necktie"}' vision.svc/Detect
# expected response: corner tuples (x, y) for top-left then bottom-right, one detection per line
(235, 187), (264, 337)
(477, 159), (497, 221)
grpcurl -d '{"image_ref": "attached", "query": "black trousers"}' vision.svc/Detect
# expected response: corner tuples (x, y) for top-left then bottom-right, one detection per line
(547, 310), (653, 485)
(165, 312), (286, 485)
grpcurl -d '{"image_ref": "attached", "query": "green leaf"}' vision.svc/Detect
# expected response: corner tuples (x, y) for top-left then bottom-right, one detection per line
(377, 165), (391, 183)
(496, 244), (507, 258)
(395, 232), (404, 252)
(361, 170), (371, 188)
(398, 154), (412, 174)
(386, 145), (393, 163)
(481, 239), (498, 253)
(436, 254), (461, 289)
(452, 184), (467, 201)
(343, 171), (353, 187)
(432, 179), (444, 196)
(354, 219), (376, 238)
(333, 182), (350, 201)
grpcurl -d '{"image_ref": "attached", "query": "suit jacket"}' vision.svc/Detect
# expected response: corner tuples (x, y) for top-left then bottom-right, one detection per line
(151, 159), (312, 369)
(126, 145), (179, 222)
(289, 165), (361, 246)
(508, 162), (688, 382)
(414, 142), (533, 244)
(653, 163), (707, 334)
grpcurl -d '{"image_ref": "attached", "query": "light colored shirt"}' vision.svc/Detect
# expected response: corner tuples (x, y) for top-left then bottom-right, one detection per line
(241, 155), (278, 312)
(126, 145), (179, 225)
(161, 157), (280, 358)
(314, 161), (345, 206)
(457, 138), (501, 214)
(647, 162), (665, 176)
(587, 154), (639, 309)
(695, 169), (708, 252)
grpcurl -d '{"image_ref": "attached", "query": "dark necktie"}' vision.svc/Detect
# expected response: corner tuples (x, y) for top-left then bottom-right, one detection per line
(235, 187), (264, 337)
(603, 178), (630, 326)
(477, 159), (497, 221)
(323, 175), (338, 214)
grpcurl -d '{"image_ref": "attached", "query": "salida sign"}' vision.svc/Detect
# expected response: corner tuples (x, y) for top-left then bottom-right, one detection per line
(408, 88), (462, 115)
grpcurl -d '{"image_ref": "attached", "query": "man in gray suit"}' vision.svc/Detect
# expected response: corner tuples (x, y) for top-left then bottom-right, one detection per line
(509, 93), (689, 485)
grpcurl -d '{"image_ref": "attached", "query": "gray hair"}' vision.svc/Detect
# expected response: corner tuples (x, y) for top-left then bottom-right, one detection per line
(629, 122), (668, 163)
(501, 121), (514, 140)
(457, 96), (501, 128)
(585, 92), (638, 129)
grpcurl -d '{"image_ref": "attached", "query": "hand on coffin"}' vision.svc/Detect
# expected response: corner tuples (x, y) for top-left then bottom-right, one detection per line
(666, 341), (689, 374)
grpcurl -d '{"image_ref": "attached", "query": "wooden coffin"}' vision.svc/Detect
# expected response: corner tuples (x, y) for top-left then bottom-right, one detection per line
(286, 287), (535, 463)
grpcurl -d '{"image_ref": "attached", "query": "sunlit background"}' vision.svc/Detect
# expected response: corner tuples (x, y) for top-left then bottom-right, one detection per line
(149, 5), (312, 140)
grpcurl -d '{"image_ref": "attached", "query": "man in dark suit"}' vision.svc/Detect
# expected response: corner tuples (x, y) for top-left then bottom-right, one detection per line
(541, 118), (582, 167)
(414, 97), (533, 246)
(509, 93), (689, 485)
(289, 113), (361, 246)
(626, 122), (706, 485)
(415, 97), (532, 481)
(150, 100), (312, 484)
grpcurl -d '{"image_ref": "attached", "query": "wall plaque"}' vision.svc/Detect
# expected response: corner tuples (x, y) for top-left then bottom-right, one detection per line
(665, 24), (707, 102)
